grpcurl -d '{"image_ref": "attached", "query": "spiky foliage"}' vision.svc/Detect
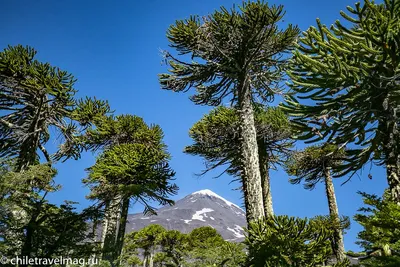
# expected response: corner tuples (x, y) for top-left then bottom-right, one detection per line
(84, 143), (177, 214)
(285, 144), (347, 262)
(119, 231), (143, 267)
(83, 115), (178, 213)
(133, 224), (167, 267)
(286, 144), (345, 189)
(160, 1), (299, 223)
(158, 230), (188, 266)
(355, 191), (400, 256)
(360, 256), (400, 267)
(80, 114), (160, 152)
(83, 115), (177, 265)
(185, 105), (292, 178)
(0, 45), (110, 170)
(159, 1), (299, 105)
(312, 215), (351, 239)
(187, 226), (225, 250)
(312, 215), (351, 265)
(184, 241), (247, 267)
(121, 225), (246, 267)
(281, 0), (400, 201)
(186, 105), (292, 216)
(0, 162), (99, 260)
(245, 215), (347, 267)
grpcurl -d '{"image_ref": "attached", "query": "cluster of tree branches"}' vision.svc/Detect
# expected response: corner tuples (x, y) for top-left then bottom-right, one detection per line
(119, 225), (246, 267)
(0, 45), (178, 267)
(160, 0), (400, 265)
(1, 0), (400, 266)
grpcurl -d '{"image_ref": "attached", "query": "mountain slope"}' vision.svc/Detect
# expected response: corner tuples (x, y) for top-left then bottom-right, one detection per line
(126, 189), (247, 241)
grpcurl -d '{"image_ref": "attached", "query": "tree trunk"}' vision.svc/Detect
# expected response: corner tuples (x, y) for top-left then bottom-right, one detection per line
(20, 219), (35, 267)
(237, 77), (265, 224)
(149, 251), (154, 267)
(100, 201), (110, 250)
(383, 94), (400, 204)
(258, 139), (274, 217)
(386, 155), (400, 204)
(115, 197), (130, 264)
(324, 168), (346, 262)
(143, 251), (154, 267)
(16, 94), (45, 172)
(101, 196), (122, 263)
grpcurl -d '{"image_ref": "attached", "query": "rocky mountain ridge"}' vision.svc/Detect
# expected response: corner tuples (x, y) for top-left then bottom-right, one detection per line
(125, 189), (247, 241)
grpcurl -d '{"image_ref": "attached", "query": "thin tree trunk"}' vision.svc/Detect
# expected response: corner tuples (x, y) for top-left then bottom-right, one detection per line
(258, 139), (274, 217)
(101, 201), (110, 250)
(143, 252), (153, 267)
(20, 192), (48, 267)
(384, 91), (400, 204)
(101, 196), (122, 263)
(324, 168), (346, 262)
(386, 155), (400, 204)
(142, 258), (146, 267)
(20, 219), (36, 267)
(237, 78), (264, 224)
(91, 219), (101, 262)
(115, 197), (130, 264)
(149, 251), (154, 267)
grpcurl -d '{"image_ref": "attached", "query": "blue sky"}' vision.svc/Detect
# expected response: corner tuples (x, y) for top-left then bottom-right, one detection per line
(1, 0), (388, 252)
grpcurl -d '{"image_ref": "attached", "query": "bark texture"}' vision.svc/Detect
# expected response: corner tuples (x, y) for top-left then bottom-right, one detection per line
(324, 168), (346, 262)
(258, 140), (274, 217)
(386, 155), (400, 204)
(101, 196), (122, 263)
(237, 79), (265, 224)
(384, 107), (400, 204)
(143, 252), (154, 267)
(115, 198), (130, 261)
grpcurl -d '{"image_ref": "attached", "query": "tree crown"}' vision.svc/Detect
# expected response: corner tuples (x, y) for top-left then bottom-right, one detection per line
(159, 1), (299, 105)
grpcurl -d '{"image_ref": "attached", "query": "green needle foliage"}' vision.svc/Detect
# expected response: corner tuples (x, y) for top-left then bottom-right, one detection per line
(285, 144), (347, 262)
(84, 143), (177, 213)
(159, 1), (299, 105)
(133, 224), (166, 267)
(185, 105), (292, 216)
(246, 215), (350, 267)
(121, 225), (246, 267)
(186, 105), (292, 178)
(158, 230), (188, 266)
(281, 0), (400, 201)
(83, 115), (178, 214)
(0, 162), (99, 261)
(285, 144), (344, 190)
(354, 190), (400, 266)
(160, 0), (299, 223)
(80, 114), (160, 152)
(0, 45), (110, 170)
(83, 115), (177, 265)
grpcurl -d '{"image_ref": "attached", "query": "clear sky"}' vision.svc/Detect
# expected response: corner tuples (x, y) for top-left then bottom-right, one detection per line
(1, 0), (388, 252)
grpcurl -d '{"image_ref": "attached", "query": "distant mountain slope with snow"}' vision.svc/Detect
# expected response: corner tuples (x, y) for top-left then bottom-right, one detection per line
(125, 189), (247, 241)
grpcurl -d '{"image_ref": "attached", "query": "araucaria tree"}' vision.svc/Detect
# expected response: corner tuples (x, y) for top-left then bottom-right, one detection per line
(159, 1), (299, 223)
(185, 105), (292, 216)
(0, 45), (109, 262)
(354, 190), (400, 266)
(282, 0), (400, 203)
(83, 115), (177, 265)
(246, 215), (347, 267)
(0, 45), (110, 171)
(0, 162), (100, 263)
(285, 144), (347, 262)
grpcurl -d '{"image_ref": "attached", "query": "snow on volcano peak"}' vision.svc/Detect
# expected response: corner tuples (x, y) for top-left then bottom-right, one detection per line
(192, 189), (243, 211)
